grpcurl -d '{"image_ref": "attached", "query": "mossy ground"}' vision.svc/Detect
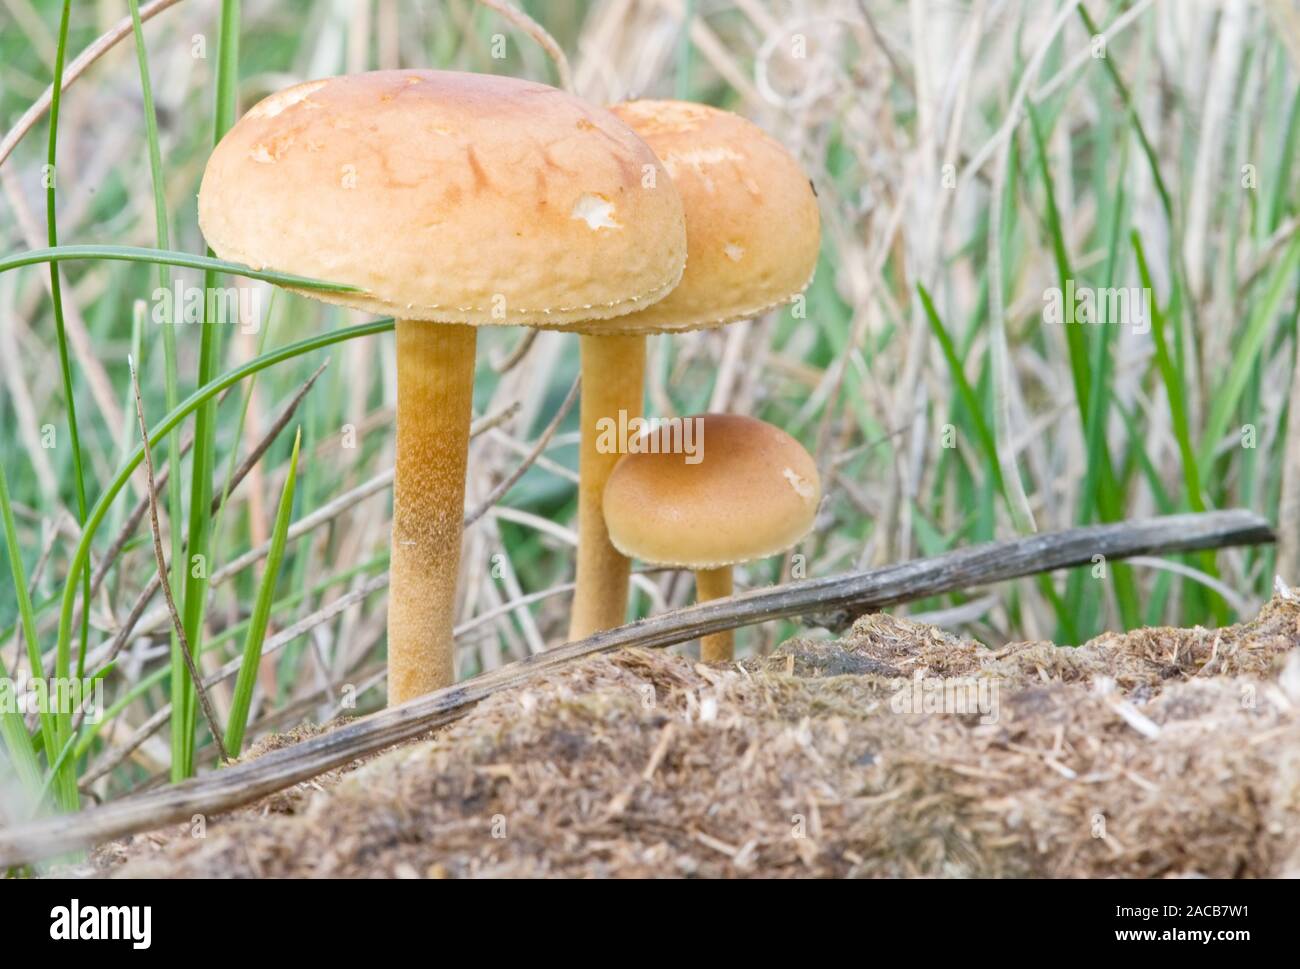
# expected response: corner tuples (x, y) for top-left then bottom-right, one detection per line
(96, 597), (1300, 877)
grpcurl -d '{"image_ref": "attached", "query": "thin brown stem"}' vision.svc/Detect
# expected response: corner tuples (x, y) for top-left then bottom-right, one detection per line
(473, 0), (574, 92)
(128, 355), (229, 765)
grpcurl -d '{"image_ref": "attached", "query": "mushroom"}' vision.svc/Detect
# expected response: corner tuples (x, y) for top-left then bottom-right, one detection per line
(602, 414), (820, 662)
(198, 70), (685, 704)
(552, 100), (821, 640)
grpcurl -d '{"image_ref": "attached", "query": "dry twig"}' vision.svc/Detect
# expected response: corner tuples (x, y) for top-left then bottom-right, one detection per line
(128, 355), (229, 764)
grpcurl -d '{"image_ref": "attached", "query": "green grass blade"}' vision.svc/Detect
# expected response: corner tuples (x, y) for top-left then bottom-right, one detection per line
(1076, 155), (1129, 525)
(43, 0), (82, 811)
(0, 246), (359, 292)
(72, 555), (387, 762)
(209, 293), (278, 570)
(125, 0), (194, 794)
(0, 465), (47, 800)
(214, 0), (242, 137)
(1067, 138), (1130, 633)
(1198, 233), (1300, 474)
(49, 318), (394, 737)
(205, 293), (277, 749)
(32, 727), (85, 814)
(1076, 4), (1172, 223)
(1132, 232), (1205, 509)
(988, 135), (1037, 534)
(225, 428), (301, 754)
(176, 0), (243, 778)
(918, 282), (1076, 641)
(1267, 86), (1300, 234)
(1112, 398), (1174, 512)
(918, 283), (1002, 493)
(0, 691), (41, 800)
(1133, 230), (1231, 623)
(675, 0), (695, 100)
(1026, 101), (1140, 632)
(1027, 103), (1093, 416)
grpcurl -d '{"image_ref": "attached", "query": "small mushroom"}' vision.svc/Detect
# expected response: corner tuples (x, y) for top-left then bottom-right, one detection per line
(199, 71), (685, 704)
(602, 414), (820, 662)
(553, 100), (821, 641)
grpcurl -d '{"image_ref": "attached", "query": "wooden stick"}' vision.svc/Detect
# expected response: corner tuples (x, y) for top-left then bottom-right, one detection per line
(0, 509), (1272, 866)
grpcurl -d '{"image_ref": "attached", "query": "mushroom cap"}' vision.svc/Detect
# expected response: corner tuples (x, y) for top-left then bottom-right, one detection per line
(198, 70), (687, 327)
(603, 414), (820, 569)
(555, 100), (821, 335)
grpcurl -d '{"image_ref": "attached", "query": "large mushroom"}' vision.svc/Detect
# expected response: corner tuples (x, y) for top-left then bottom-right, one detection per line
(602, 413), (821, 662)
(199, 70), (685, 704)
(555, 100), (821, 641)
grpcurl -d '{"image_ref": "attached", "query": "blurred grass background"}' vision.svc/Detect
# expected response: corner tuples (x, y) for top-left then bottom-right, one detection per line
(2, 0), (1299, 805)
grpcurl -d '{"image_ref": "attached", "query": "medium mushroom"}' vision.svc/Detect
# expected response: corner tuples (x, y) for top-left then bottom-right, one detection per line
(602, 413), (820, 662)
(198, 70), (685, 704)
(554, 100), (821, 641)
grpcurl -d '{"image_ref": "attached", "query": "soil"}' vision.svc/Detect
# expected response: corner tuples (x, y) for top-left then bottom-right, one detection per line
(95, 594), (1300, 877)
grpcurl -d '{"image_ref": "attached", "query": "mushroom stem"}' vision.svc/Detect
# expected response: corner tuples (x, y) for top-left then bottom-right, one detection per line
(388, 319), (477, 705)
(694, 565), (734, 662)
(568, 332), (646, 640)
